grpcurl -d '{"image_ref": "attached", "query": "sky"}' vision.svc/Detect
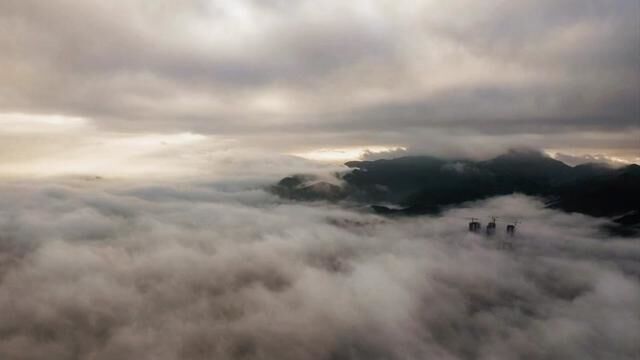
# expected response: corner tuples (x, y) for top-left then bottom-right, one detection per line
(1, 0), (639, 176)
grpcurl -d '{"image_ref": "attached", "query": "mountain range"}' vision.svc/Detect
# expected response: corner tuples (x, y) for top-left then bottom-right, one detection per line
(271, 150), (640, 235)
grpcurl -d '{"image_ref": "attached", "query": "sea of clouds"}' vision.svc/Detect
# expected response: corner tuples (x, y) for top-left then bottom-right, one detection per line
(0, 176), (638, 359)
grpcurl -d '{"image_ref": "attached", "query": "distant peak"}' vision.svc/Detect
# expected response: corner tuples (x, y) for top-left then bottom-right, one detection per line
(487, 149), (565, 166)
(620, 163), (640, 175)
(572, 162), (612, 169)
(502, 148), (548, 159)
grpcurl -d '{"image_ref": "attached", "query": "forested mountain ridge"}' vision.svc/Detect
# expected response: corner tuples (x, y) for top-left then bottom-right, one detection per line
(272, 150), (640, 234)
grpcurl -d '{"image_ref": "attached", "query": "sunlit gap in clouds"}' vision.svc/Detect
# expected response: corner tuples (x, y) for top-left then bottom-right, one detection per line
(546, 149), (640, 167)
(0, 112), (89, 133)
(0, 113), (212, 178)
(293, 146), (406, 163)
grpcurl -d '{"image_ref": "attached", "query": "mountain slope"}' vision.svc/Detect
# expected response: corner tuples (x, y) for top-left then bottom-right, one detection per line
(272, 151), (640, 233)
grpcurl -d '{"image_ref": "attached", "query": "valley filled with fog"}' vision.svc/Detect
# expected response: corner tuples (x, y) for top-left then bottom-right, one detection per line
(0, 173), (638, 359)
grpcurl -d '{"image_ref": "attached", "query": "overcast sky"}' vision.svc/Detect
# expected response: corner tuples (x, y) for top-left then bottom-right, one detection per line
(1, 0), (638, 175)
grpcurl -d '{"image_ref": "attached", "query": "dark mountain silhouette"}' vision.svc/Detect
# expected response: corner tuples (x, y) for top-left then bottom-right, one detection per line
(548, 164), (640, 235)
(271, 150), (640, 234)
(271, 175), (347, 202)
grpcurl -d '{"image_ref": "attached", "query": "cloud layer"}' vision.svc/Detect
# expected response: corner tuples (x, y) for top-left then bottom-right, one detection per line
(0, 177), (638, 359)
(2, 3), (638, 357)
(1, 0), (638, 159)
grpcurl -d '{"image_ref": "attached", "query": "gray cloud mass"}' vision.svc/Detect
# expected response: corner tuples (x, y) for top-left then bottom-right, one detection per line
(0, 0), (638, 157)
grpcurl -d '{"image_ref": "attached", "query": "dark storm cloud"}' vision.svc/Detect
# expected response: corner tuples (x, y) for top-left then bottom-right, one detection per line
(0, 0), (638, 155)
(0, 177), (639, 359)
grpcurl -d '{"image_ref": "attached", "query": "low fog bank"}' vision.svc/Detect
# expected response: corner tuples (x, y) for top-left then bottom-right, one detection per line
(0, 179), (638, 359)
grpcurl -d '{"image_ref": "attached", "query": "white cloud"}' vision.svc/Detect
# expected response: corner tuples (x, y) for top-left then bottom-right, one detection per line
(0, 0), (637, 158)
(0, 175), (638, 359)
(0, 113), (89, 134)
